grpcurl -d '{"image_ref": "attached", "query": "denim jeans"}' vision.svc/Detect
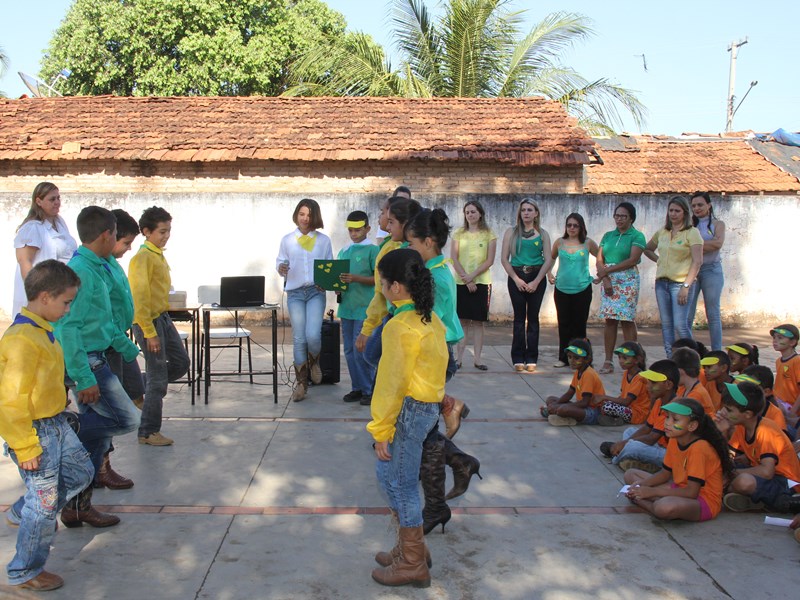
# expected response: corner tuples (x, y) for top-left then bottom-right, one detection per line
(654, 279), (694, 358)
(342, 318), (374, 395)
(611, 425), (666, 467)
(507, 268), (547, 365)
(375, 397), (440, 528)
(72, 352), (141, 471)
(363, 315), (390, 371)
(287, 285), (326, 366)
(107, 347), (145, 402)
(133, 313), (190, 437)
(5, 414), (94, 585)
(687, 261), (724, 351)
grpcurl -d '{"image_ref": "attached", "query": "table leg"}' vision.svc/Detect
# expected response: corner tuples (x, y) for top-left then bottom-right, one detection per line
(272, 307), (278, 404)
(203, 308), (211, 404)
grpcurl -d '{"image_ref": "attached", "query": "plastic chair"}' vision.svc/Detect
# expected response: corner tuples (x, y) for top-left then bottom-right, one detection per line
(197, 285), (254, 383)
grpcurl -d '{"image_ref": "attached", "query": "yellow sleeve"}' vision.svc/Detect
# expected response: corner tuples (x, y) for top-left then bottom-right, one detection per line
(361, 290), (388, 338)
(367, 321), (419, 443)
(0, 336), (42, 462)
(129, 251), (157, 338)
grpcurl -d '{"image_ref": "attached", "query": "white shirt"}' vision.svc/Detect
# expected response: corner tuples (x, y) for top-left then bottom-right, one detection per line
(276, 228), (333, 291)
(12, 216), (78, 315)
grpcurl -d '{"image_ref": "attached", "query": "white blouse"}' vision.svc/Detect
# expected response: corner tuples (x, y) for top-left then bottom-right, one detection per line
(275, 228), (333, 291)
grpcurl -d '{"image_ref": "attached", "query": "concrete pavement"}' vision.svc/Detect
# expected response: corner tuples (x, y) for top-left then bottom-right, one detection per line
(0, 325), (798, 599)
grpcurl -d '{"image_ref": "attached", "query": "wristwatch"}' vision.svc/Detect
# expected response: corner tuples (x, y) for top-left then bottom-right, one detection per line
(681, 283), (690, 288)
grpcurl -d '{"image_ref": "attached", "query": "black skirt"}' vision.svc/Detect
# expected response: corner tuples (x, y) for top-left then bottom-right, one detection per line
(456, 283), (491, 322)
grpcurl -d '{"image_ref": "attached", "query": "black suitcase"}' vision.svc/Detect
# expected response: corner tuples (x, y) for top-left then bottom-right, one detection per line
(320, 309), (340, 384)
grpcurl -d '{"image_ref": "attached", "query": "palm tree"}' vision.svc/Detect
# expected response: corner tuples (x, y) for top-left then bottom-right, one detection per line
(285, 0), (646, 134)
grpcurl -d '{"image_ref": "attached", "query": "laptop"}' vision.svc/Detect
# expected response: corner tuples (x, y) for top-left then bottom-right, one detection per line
(219, 276), (265, 307)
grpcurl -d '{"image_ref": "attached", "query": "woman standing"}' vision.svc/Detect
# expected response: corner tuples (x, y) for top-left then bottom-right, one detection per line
(687, 192), (726, 351)
(644, 196), (703, 358)
(276, 199), (333, 402)
(595, 202), (647, 373)
(500, 199), (553, 373)
(451, 201), (497, 370)
(547, 213), (598, 367)
(12, 182), (78, 316)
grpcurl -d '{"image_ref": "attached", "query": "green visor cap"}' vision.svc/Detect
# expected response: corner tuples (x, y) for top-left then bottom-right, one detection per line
(639, 370), (667, 382)
(661, 402), (694, 416)
(565, 345), (587, 357)
(770, 327), (797, 339)
(733, 374), (761, 385)
(723, 382), (748, 406)
(613, 346), (636, 357)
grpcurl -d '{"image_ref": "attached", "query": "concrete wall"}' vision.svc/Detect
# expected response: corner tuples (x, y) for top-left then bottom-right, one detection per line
(2, 183), (798, 327)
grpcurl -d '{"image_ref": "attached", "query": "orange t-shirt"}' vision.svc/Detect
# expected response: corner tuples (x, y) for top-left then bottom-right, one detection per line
(729, 417), (800, 484)
(677, 381), (715, 417)
(620, 370), (650, 424)
(663, 437), (724, 518)
(702, 379), (729, 413)
(570, 367), (606, 408)
(774, 353), (800, 406)
(762, 398), (789, 433)
(645, 397), (668, 448)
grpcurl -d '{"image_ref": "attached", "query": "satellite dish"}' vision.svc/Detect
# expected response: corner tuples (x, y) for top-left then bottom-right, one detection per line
(18, 69), (70, 97)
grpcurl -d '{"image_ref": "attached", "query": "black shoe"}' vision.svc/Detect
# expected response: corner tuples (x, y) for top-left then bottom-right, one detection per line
(359, 395), (372, 406)
(773, 494), (800, 514)
(343, 390), (363, 403)
(600, 441), (614, 457)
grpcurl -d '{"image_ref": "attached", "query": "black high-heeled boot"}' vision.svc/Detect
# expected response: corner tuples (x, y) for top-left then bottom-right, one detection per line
(444, 437), (482, 500)
(420, 437), (451, 535)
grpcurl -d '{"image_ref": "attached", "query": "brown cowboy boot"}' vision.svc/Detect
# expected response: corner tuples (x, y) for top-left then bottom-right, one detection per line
(375, 510), (432, 568)
(94, 451), (134, 489)
(444, 438), (482, 500)
(308, 353), (323, 385)
(371, 526), (431, 588)
(441, 394), (470, 439)
(61, 486), (120, 528)
(291, 363), (308, 402)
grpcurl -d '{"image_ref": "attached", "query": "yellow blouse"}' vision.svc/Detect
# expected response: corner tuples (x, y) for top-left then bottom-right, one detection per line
(360, 239), (403, 338)
(367, 300), (447, 443)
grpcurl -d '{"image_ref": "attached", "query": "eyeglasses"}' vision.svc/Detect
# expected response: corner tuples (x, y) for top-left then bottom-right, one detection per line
(613, 214), (629, 219)
(566, 223), (580, 228)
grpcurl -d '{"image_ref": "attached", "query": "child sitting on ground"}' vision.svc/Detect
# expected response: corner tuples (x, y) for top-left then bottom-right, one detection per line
(601, 359), (679, 473)
(0, 260), (94, 591)
(717, 381), (800, 513)
(337, 210), (379, 406)
(700, 350), (734, 412)
(625, 397), (734, 521)
(672, 347), (715, 417)
(543, 339), (606, 426)
(594, 341), (650, 426)
(736, 366), (791, 437)
(726, 342), (759, 374)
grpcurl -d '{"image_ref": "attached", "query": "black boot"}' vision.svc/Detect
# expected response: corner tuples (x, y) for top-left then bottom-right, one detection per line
(444, 437), (482, 501)
(420, 436), (451, 535)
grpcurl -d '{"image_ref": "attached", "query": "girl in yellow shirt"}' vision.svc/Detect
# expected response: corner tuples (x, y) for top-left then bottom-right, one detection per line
(369, 248), (446, 589)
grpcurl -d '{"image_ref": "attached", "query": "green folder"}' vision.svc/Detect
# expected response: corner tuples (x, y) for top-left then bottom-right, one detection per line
(314, 259), (350, 291)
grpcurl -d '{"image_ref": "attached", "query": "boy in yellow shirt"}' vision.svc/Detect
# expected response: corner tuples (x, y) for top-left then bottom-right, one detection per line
(129, 206), (189, 446)
(0, 260), (94, 591)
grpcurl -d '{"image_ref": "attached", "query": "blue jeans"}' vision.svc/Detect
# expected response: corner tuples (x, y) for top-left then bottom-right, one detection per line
(375, 397), (440, 528)
(287, 285), (326, 366)
(107, 348), (145, 402)
(133, 313), (190, 437)
(73, 352), (141, 471)
(342, 318), (374, 395)
(363, 315), (390, 371)
(611, 425), (666, 467)
(654, 279), (694, 358)
(687, 261), (724, 351)
(5, 414), (94, 585)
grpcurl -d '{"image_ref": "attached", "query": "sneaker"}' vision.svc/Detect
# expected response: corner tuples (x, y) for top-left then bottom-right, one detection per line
(599, 441), (614, 457)
(598, 414), (626, 427)
(723, 493), (765, 512)
(773, 494), (800, 514)
(553, 361), (568, 368)
(618, 459), (660, 474)
(138, 432), (174, 446)
(15, 570), (64, 591)
(342, 390), (363, 403)
(5, 512), (20, 528)
(548, 414), (577, 427)
(525, 363), (537, 373)
(359, 395), (372, 406)
(514, 363), (525, 372)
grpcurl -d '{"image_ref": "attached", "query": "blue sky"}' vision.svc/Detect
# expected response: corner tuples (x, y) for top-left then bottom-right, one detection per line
(1, 0), (797, 136)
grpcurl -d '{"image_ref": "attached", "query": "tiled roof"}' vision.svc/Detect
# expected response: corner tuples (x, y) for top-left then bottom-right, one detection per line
(0, 96), (594, 166)
(586, 136), (800, 194)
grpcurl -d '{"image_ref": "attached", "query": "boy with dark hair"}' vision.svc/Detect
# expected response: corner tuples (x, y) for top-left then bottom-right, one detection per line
(129, 206), (190, 446)
(54, 206), (141, 527)
(0, 260), (93, 591)
(700, 350), (733, 412)
(718, 382), (800, 513)
(602, 359), (679, 473)
(672, 347), (715, 417)
(337, 210), (380, 405)
(737, 365), (790, 435)
(771, 324), (800, 418)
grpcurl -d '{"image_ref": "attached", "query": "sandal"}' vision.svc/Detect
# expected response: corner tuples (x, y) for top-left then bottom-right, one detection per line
(539, 406), (549, 418)
(474, 363), (488, 371)
(599, 361), (614, 375)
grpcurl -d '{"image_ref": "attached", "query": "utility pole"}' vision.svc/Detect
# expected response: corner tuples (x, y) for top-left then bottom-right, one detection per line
(726, 38), (748, 132)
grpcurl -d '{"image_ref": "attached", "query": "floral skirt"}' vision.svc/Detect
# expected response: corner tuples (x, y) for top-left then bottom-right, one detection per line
(598, 266), (640, 322)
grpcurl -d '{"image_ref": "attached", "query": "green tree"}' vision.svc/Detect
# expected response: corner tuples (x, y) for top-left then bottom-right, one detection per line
(40, 0), (346, 96)
(286, 0), (646, 134)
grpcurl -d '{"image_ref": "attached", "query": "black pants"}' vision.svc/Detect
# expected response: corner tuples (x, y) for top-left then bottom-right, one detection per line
(554, 284), (593, 363)
(507, 267), (547, 365)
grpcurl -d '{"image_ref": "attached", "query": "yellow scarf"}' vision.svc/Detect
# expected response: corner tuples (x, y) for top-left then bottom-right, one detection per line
(297, 232), (316, 252)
